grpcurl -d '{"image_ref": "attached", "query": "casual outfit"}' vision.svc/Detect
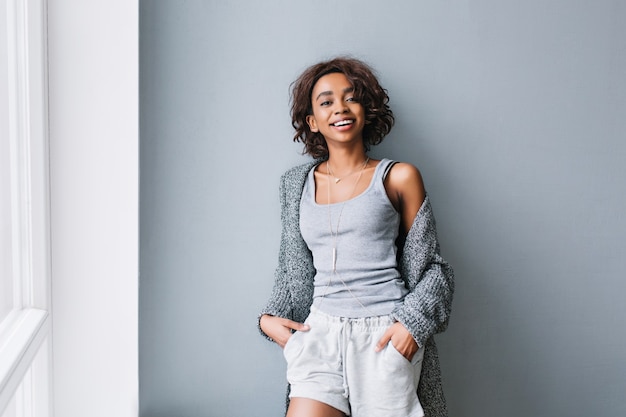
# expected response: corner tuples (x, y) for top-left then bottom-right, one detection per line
(259, 158), (454, 417)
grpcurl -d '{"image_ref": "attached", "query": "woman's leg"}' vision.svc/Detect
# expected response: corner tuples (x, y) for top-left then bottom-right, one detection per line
(286, 398), (346, 417)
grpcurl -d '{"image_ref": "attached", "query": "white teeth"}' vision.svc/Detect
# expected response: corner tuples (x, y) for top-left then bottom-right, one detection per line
(333, 120), (353, 127)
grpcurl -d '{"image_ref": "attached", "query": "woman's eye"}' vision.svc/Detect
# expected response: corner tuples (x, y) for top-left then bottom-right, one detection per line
(346, 97), (355, 102)
(320, 101), (331, 106)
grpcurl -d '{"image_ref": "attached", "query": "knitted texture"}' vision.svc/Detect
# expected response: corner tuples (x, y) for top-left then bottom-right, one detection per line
(259, 160), (454, 417)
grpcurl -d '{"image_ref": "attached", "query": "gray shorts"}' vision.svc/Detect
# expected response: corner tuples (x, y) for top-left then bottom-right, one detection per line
(283, 307), (424, 417)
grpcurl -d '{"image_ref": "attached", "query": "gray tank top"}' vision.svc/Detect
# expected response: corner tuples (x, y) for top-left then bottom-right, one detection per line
(300, 158), (409, 318)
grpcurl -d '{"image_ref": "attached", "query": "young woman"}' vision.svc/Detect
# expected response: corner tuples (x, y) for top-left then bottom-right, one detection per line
(259, 57), (454, 417)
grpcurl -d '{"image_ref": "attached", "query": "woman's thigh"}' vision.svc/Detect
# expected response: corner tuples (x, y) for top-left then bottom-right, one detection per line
(286, 397), (346, 417)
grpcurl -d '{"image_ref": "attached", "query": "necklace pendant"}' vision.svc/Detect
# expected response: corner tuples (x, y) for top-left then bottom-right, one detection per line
(334, 178), (341, 184)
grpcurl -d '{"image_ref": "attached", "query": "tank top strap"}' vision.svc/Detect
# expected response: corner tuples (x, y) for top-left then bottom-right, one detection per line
(372, 158), (397, 194)
(380, 158), (397, 181)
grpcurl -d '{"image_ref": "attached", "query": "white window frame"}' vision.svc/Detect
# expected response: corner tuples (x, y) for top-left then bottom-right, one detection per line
(0, 0), (52, 415)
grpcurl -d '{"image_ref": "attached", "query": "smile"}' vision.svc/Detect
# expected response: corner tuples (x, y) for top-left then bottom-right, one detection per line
(332, 119), (354, 127)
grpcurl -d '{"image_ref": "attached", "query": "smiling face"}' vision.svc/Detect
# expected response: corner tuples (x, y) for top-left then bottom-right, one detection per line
(306, 72), (366, 149)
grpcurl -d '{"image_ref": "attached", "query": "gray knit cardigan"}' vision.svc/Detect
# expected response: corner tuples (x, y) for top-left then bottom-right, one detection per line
(259, 160), (454, 417)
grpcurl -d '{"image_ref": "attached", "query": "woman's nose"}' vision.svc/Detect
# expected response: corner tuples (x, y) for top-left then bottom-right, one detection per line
(334, 103), (348, 114)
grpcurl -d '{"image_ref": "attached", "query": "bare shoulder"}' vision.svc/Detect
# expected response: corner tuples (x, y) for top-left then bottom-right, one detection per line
(386, 162), (425, 194)
(385, 162), (426, 229)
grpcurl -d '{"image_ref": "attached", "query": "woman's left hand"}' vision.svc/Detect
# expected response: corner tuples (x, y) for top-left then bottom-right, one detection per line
(375, 322), (419, 361)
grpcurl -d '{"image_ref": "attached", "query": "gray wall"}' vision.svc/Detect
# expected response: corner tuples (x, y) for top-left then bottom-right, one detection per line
(139, 1), (626, 416)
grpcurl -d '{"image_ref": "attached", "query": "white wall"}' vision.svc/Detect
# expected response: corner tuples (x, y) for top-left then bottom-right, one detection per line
(48, 1), (138, 416)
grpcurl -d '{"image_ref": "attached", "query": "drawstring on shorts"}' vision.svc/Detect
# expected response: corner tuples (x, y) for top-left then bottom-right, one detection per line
(338, 319), (351, 398)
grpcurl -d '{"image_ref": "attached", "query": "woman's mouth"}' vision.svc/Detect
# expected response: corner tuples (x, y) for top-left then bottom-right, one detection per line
(332, 119), (354, 127)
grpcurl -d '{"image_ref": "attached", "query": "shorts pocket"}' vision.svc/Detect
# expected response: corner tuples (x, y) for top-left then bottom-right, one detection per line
(386, 342), (424, 367)
(282, 330), (304, 361)
(376, 342), (420, 399)
(386, 341), (412, 364)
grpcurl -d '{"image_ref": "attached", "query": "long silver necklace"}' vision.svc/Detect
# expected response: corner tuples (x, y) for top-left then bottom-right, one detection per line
(324, 157), (376, 315)
(327, 157), (369, 272)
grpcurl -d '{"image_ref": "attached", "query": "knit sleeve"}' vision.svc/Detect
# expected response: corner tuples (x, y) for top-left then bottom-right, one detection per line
(391, 195), (454, 348)
(257, 173), (295, 341)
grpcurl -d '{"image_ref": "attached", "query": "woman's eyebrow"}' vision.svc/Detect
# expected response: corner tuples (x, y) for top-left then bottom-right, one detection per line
(315, 87), (355, 101)
(315, 90), (333, 101)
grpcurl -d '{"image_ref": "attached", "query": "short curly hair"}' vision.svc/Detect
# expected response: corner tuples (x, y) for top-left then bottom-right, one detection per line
(290, 57), (395, 159)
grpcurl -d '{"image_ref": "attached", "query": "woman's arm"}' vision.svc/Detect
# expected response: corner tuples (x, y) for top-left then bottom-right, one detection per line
(375, 163), (426, 360)
(258, 165), (315, 345)
(376, 162), (454, 358)
(392, 195), (454, 348)
(258, 174), (296, 339)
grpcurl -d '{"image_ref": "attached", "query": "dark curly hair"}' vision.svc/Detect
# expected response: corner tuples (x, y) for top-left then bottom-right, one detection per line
(290, 57), (395, 159)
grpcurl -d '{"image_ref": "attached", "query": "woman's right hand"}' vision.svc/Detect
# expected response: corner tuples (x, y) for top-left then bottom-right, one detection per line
(260, 315), (310, 348)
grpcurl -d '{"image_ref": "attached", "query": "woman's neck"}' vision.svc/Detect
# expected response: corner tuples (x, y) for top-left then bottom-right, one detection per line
(326, 145), (368, 173)
(328, 152), (368, 173)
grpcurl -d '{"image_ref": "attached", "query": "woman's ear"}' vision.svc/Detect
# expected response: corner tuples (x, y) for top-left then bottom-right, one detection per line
(306, 115), (318, 132)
